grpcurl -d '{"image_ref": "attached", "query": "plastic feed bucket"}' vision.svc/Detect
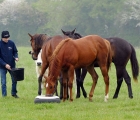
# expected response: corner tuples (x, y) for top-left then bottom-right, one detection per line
(11, 68), (24, 81)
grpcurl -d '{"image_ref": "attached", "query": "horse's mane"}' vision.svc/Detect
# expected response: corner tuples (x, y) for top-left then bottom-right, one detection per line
(49, 38), (71, 78)
(74, 32), (82, 38)
(34, 34), (51, 47)
(51, 38), (71, 60)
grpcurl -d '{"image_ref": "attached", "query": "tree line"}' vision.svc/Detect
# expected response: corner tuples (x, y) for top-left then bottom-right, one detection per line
(0, 0), (139, 46)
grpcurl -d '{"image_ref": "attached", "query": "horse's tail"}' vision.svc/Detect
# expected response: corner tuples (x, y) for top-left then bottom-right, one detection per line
(105, 39), (112, 71)
(130, 44), (139, 82)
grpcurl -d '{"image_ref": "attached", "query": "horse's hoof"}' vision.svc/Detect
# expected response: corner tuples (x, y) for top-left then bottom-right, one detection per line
(104, 98), (108, 102)
(129, 96), (133, 99)
(60, 95), (63, 100)
(38, 92), (41, 95)
(83, 92), (87, 98)
(76, 96), (80, 99)
(70, 99), (73, 102)
(67, 95), (69, 100)
(76, 94), (80, 98)
(104, 94), (109, 102)
(89, 98), (93, 102)
(113, 95), (118, 99)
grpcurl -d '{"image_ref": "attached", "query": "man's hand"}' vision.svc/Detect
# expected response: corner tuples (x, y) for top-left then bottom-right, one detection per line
(15, 58), (19, 61)
(5, 64), (11, 70)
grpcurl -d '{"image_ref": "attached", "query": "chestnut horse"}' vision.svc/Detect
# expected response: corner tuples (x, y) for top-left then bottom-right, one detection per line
(61, 29), (87, 98)
(63, 29), (139, 99)
(46, 35), (112, 102)
(29, 33), (78, 99)
(28, 33), (68, 96)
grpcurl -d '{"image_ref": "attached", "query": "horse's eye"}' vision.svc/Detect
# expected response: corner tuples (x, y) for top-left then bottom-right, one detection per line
(50, 86), (52, 89)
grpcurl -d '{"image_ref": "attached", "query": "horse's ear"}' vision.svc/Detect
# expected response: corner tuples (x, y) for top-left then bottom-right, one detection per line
(28, 33), (33, 38)
(61, 29), (66, 35)
(71, 28), (76, 34)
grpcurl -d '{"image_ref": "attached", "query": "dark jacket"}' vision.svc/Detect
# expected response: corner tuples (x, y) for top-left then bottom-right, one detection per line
(0, 40), (18, 69)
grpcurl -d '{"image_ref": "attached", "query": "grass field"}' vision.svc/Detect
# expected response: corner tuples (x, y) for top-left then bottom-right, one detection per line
(0, 47), (140, 120)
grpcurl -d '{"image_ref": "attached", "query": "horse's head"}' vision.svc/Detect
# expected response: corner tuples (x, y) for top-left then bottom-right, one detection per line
(35, 49), (42, 66)
(28, 33), (44, 60)
(61, 28), (76, 38)
(61, 28), (82, 39)
(44, 76), (56, 97)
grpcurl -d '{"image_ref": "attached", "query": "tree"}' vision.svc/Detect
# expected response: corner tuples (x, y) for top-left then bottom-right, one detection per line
(0, 0), (4, 3)
(119, 0), (140, 27)
(115, 0), (140, 45)
(0, 0), (47, 45)
(33, 0), (125, 37)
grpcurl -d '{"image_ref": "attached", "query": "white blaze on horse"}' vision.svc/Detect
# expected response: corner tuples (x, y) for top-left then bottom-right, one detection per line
(35, 50), (48, 95)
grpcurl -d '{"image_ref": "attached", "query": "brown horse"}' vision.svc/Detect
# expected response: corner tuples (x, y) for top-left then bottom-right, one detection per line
(61, 29), (87, 98)
(63, 29), (139, 99)
(45, 35), (112, 102)
(28, 33), (68, 95)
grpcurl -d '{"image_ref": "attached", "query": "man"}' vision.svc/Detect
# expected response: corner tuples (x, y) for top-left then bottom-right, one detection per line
(0, 31), (19, 98)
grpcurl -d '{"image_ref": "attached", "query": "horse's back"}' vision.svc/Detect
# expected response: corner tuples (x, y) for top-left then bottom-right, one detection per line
(42, 35), (69, 60)
(74, 35), (109, 55)
(47, 35), (68, 50)
(106, 37), (132, 53)
(62, 35), (110, 68)
(106, 37), (132, 63)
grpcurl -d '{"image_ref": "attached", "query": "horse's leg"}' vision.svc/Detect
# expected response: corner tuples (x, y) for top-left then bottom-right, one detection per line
(75, 68), (81, 98)
(55, 81), (58, 96)
(99, 65), (109, 102)
(59, 73), (63, 99)
(68, 66), (75, 101)
(62, 72), (68, 102)
(38, 62), (48, 95)
(41, 82), (44, 95)
(38, 78), (42, 95)
(66, 78), (69, 99)
(73, 72), (77, 97)
(37, 71), (43, 95)
(80, 67), (87, 98)
(113, 66), (124, 99)
(87, 65), (98, 102)
(60, 73), (69, 100)
(123, 69), (133, 98)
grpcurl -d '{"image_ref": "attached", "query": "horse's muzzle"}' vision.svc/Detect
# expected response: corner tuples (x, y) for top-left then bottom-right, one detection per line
(32, 57), (37, 60)
(29, 51), (37, 60)
(46, 94), (54, 97)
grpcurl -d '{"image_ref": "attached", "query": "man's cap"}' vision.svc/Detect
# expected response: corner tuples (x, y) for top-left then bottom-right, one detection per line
(1, 31), (10, 38)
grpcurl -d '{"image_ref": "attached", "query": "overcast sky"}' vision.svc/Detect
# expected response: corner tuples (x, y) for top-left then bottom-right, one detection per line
(6, 0), (20, 2)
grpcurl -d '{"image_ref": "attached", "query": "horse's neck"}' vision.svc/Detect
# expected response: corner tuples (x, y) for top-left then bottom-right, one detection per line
(43, 37), (51, 44)
(49, 57), (61, 81)
(41, 37), (51, 49)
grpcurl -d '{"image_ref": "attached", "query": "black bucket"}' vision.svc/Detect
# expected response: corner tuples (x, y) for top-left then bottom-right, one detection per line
(11, 68), (24, 81)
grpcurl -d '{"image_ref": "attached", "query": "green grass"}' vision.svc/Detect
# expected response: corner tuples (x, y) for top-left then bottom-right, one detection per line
(0, 47), (140, 120)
